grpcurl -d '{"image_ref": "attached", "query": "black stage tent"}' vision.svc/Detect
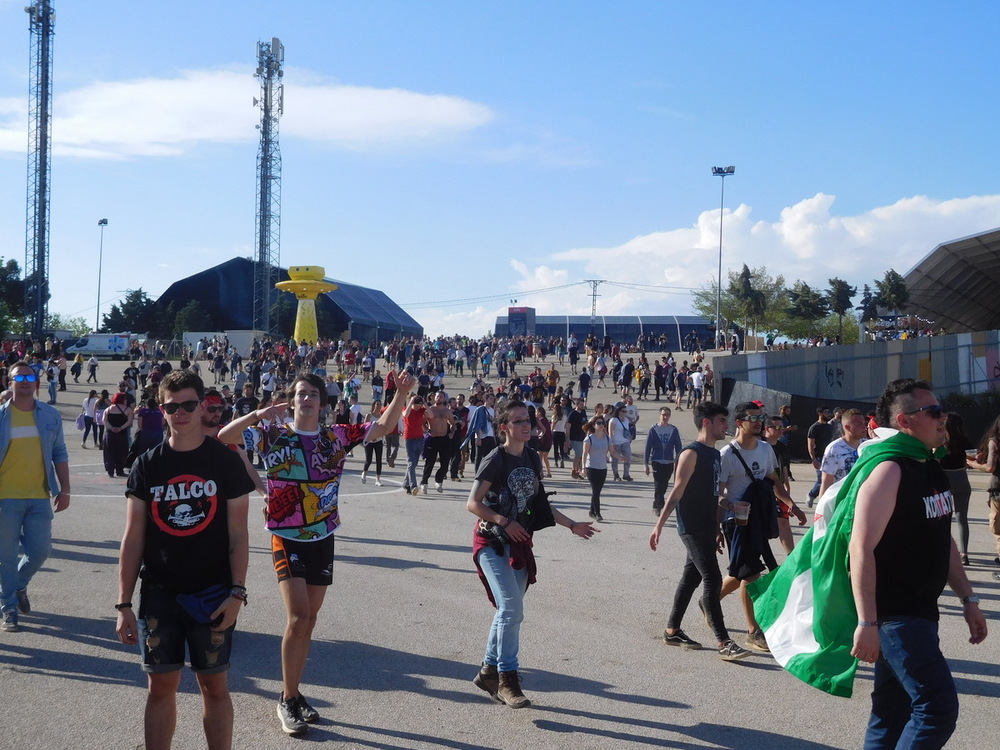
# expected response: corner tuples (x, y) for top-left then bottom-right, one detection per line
(157, 258), (422, 343)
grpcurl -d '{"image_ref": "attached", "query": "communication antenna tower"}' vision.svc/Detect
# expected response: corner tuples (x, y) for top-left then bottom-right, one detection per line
(253, 37), (284, 335)
(24, 1), (55, 338)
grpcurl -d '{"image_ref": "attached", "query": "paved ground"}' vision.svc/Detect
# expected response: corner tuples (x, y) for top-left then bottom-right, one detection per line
(1, 357), (998, 749)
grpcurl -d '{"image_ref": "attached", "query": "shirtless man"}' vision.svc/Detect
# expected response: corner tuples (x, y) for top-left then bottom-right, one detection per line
(420, 391), (456, 494)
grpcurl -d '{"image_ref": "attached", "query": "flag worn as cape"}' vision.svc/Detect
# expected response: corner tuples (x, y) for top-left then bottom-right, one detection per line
(747, 430), (942, 698)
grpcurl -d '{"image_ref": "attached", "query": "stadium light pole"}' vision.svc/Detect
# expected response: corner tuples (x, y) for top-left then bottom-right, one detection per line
(96, 218), (108, 332)
(712, 166), (735, 349)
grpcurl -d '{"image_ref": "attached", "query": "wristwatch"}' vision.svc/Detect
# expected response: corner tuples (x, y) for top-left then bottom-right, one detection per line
(960, 595), (980, 605)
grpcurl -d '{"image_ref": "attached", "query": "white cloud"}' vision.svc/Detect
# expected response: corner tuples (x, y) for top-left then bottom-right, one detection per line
(0, 68), (494, 159)
(413, 193), (1000, 337)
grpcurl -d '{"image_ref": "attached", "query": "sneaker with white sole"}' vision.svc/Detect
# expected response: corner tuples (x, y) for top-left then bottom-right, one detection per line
(1, 612), (18, 632)
(410, 487), (420, 496)
(361, 471), (367, 484)
(719, 639), (752, 661)
(374, 479), (382, 486)
(663, 629), (702, 650)
(435, 482), (443, 493)
(277, 694), (308, 735)
(421, 484), (428, 494)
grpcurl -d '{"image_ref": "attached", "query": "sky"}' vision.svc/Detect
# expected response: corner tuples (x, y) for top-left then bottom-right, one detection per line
(1, 1), (999, 338)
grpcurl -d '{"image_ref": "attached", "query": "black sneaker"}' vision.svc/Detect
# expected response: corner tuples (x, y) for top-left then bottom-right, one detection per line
(15, 588), (30, 614)
(719, 639), (751, 661)
(296, 694), (319, 723)
(663, 629), (702, 650)
(277, 694), (308, 735)
(1, 612), (18, 632)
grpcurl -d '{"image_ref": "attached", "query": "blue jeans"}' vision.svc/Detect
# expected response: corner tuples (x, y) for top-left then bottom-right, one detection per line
(809, 467), (822, 499)
(864, 617), (958, 750)
(404, 437), (425, 489)
(477, 544), (528, 672)
(0, 498), (53, 614)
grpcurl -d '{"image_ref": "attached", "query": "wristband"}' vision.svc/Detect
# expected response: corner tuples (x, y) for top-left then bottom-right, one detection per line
(114, 602), (133, 611)
(858, 620), (878, 627)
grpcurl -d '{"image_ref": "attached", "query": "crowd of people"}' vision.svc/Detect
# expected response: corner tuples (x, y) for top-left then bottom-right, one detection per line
(0, 329), (995, 748)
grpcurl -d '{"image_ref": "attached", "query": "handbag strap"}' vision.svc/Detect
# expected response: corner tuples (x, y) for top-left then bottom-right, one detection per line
(730, 441), (756, 482)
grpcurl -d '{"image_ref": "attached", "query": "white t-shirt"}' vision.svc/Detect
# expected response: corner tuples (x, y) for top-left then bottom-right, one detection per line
(719, 439), (778, 518)
(821, 437), (862, 481)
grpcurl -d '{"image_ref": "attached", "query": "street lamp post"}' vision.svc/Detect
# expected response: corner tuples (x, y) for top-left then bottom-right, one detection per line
(711, 166), (735, 349)
(96, 218), (108, 332)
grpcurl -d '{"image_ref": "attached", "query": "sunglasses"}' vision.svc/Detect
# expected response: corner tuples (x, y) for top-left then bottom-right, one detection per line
(161, 400), (200, 415)
(739, 414), (768, 423)
(205, 405), (224, 413)
(594, 420), (606, 425)
(12, 374), (37, 383)
(904, 404), (944, 419)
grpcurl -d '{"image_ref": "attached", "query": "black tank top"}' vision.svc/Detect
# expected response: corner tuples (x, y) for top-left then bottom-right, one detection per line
(873, 457), (953, 621)
(675, 442), (721, 536)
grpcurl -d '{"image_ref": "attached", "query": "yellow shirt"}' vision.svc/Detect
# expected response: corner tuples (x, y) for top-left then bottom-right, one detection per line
(0, 406), (48, 498)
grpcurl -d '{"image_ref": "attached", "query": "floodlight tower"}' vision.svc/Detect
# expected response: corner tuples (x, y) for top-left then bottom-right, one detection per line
(712, 165), (735, 349)
(585, 279), (603, 335)
(24, 1), (55, 338)
(253, 37), (284, 335)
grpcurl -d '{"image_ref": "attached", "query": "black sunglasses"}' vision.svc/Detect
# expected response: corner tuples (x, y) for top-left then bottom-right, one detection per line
(162, 400), (200, 414)
(904, 404), (944, 419)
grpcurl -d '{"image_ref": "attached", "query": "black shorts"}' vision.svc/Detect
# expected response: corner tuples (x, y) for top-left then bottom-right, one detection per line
(272, 534), (336, 586)
(138, 586), (234, 674)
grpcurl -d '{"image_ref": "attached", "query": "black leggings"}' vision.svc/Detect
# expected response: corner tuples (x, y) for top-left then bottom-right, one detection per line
(587, 467), (607, 515)
(363, 441), (383, 476)
(553, 433), (567, 463)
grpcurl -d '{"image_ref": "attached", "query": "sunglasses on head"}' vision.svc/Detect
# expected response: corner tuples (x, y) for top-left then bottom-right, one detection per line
(12, 374), (37, 383)
(162, 400), (200, 414)
(904, 404), (944, 419)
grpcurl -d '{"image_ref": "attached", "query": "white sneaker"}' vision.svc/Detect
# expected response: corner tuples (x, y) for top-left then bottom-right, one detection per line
(374, 479), (382, 486)
(422, 484), (428, 494)
(411, 487), (420, 496)
(361, 471), (367, 484)
(435, 482), (443, 493)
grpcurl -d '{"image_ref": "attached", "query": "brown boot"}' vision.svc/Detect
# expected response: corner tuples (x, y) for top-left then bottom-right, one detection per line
(497, 670), (531, 708)
(473, 663), (499, 699)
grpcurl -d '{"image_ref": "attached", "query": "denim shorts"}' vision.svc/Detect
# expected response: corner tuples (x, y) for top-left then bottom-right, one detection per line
(138, 586), (234, 674)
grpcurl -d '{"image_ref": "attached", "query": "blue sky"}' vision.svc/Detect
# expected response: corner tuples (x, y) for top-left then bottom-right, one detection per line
(1, 1), (998, 337)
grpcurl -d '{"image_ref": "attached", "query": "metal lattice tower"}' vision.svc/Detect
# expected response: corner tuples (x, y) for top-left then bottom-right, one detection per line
(24, 1), (55, 338)
(585, 279), (603, 333)
(253, 37), (284, 335)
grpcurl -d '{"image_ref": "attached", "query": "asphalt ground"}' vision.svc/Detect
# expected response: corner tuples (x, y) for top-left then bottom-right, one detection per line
(1, 356), (998, 750)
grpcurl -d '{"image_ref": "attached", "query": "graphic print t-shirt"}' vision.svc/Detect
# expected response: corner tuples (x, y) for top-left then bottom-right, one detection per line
(127, 438), (255, 594)
(262, 422), (370, 542)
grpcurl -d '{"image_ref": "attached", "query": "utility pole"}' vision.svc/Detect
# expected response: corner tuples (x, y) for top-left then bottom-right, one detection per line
(585, 279), (603, 337)
(24, 1), (55, 338)
(254, 37), (284, 335)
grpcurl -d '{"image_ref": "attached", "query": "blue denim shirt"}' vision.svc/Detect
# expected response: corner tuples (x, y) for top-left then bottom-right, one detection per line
(0, 400), (69, 498)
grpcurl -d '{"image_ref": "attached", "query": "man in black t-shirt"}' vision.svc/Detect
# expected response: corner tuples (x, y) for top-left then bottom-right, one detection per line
(566, 398), (588, 479)
(650, 402), (751, 661)
(806, 406), (835, 506)
(849, 379), (986, 747)
(116, 370), (254, 750)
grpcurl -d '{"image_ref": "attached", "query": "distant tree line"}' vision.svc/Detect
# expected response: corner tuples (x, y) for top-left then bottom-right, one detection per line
(692, 266), (911, 348)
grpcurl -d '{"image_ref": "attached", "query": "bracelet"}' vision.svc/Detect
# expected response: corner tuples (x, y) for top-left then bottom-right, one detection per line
(114, 602), (133, 611)
(229, 587), (248, 606)
(858, 620), (878, 627)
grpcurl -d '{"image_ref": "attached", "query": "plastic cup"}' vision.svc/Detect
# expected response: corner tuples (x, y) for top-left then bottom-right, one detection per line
(733, 501), (750, 526)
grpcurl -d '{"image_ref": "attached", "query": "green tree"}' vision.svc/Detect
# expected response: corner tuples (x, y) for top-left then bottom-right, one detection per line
(172, 299), (215, 338)
(786, 281), (830, 339)
(874, 269), (910, 315)
(102, 289), (161, 333)
(692, 266), (786, 348)
(827, 277), (857, 341)
(857, 284), (880, 322)
(0, 259), (25, 319)
(45, 312), (89, 337)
